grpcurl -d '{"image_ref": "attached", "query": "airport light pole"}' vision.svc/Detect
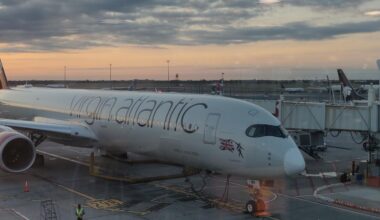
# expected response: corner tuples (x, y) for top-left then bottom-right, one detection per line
(377, 59), (380, 102)
(167, 60), (170, 91)
(167, 60), (170, 81)
(109, 64), (112, 89)
(64, 66), (66, 88)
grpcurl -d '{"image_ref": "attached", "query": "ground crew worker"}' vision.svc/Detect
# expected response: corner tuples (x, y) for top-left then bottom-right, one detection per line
(76, 204), (85, 220)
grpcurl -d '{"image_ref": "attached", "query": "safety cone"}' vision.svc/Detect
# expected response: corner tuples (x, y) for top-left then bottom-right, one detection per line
(23, 180), (29, 192)
(254, 199), (271, 217)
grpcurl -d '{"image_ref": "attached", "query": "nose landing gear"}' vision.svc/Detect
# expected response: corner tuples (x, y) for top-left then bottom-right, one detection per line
(245, 197), (269, 217)
(245, 200), (256, 214)
(245, 180), (271, 217)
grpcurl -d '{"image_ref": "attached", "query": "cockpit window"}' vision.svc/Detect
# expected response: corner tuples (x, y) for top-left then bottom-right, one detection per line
(246, 124), (288, 138)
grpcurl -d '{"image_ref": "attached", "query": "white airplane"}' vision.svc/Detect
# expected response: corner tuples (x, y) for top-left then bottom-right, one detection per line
(280, 84), (304, 93)
(339, 62), (380, 94)
(0, 60), (304, 181)
(46, 83), (66, 88)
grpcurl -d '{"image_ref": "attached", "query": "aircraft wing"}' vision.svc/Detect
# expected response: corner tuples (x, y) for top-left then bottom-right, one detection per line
(0, 117), (98, 146)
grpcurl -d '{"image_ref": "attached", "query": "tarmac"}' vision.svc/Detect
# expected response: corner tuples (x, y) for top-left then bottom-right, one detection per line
(315, 183), (380, 214)
(0, 133), (379, 219)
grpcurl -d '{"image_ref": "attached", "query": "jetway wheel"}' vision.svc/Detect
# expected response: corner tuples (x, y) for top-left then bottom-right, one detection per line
(245, 200), (256, 214)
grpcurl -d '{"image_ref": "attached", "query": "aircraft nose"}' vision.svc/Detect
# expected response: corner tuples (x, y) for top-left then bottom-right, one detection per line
(284, 148), (305, 176)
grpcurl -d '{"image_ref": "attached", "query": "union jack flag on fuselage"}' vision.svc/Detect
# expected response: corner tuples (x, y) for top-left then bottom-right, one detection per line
(219, 138), (244, 158)
(219, 138), (235, 152)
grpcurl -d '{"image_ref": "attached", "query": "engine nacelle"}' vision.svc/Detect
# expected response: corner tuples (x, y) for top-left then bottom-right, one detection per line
(0, 126), (35, 172)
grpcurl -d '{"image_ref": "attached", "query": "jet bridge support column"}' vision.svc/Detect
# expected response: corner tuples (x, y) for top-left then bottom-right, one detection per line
(364, 135), (380, 187)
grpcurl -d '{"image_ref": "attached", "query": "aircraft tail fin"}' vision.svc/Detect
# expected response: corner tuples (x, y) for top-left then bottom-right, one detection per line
(337, 69), (353, 88)
(337, 68), (365, 100)
(376, 59), (380, 71)
(0, 60), (10, 89)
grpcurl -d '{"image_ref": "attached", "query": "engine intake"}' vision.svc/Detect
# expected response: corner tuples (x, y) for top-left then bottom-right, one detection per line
(0, 126), (35, 172)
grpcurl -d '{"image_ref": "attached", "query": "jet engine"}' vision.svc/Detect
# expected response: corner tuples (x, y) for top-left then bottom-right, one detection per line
(0, 125), (35, 172)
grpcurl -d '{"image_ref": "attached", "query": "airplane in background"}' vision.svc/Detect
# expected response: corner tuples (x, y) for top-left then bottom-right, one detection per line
(337, 61), (380, 98)
(0, 60), (304, 183)
(46, 83), (66, 88)
(280, 83), (304, 93)
(337, 69), (366, 100)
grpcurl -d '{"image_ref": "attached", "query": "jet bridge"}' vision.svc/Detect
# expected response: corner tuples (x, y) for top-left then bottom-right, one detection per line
(250, 97), (380, 184)
(251, 99), (378, 133)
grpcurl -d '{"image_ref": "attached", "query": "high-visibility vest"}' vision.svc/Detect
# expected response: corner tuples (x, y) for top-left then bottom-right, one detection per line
(76, 207), (84, 217)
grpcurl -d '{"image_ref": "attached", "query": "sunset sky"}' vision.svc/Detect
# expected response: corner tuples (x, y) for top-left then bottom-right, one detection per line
(1, 0), (380, 80)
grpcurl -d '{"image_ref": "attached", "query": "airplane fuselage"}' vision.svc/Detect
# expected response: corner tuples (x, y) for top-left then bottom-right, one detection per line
(0, 87), (305, 178)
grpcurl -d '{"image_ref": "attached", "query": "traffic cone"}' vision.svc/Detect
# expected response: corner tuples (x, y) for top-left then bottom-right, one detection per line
(255, 198), (271, 217)
(24, 180), (29, 192)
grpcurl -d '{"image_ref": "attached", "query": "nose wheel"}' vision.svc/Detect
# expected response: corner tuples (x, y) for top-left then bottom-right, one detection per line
(245, 198), (268, 216)
(245, 181), (271, 217)
(245, 200), (256, 214)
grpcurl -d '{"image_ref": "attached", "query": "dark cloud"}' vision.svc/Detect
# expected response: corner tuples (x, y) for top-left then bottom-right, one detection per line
(286, 0), (369, 9)
(185, 20), (380, 44)
(0, 0), (378, 52)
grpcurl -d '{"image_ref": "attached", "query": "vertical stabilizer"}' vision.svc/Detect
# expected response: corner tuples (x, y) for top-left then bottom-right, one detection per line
(337, 69), (353, 88)
(337, 69), (365, 100)
(0, 60), (9, 89)
(377, 59), (380, 70)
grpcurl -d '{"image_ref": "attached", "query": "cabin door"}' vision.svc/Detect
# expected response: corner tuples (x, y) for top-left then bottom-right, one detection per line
(203, 113), (220, 144)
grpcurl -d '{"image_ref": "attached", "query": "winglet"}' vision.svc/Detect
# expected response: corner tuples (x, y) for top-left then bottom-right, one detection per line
(0, 59), (10, 89)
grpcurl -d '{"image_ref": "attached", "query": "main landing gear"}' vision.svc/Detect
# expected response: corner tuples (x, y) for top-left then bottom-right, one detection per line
(220, 174), (231, 202)
(29, 132), (47, 167)
(185, 171), (213, 206)
(185, 171), (209, 194)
